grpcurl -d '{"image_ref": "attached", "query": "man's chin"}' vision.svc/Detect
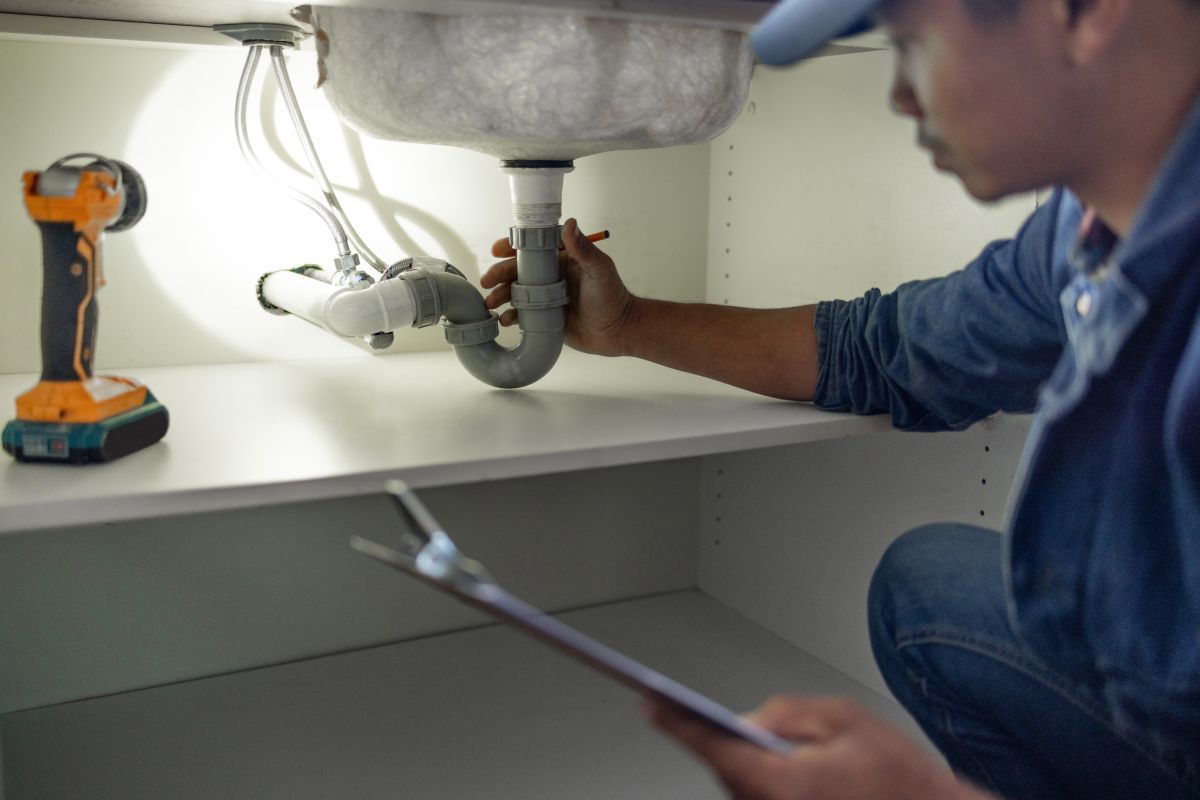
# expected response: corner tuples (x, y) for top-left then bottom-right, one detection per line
(928, 150), (1023, 203)
(960, 177), (1016, 204)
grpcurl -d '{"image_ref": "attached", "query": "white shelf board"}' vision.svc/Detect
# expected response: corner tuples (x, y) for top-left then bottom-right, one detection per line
(0, 350), (888, 533)
(0, 590), (919, 799)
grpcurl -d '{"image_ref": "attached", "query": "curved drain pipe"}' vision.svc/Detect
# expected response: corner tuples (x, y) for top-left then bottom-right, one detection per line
(440, 229), (566, 390)
(258, 160), (572, 389)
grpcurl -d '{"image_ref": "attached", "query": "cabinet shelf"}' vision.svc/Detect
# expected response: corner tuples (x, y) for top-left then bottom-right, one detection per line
(0, 350), (887, 533)
(0, 590), (916, 800)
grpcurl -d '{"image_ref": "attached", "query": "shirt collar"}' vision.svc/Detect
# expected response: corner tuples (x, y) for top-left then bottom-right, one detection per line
(1068, 206), (1120, 277)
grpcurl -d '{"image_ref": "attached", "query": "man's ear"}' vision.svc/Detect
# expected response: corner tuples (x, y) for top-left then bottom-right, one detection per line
(1053, 0), (1133, 65)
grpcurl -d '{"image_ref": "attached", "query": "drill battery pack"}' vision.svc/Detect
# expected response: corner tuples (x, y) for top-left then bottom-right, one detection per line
(2, 391), (169, 464)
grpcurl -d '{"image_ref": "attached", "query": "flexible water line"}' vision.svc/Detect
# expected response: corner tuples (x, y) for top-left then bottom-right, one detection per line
(236, 45), (351, 257)
(269, 45), (388, 273)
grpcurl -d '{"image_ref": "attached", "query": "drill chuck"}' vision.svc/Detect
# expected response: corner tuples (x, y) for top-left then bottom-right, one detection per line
(105, 160), (148, 232)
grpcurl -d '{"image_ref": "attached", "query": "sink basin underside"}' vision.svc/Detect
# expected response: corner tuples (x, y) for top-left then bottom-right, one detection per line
(308, 6), (754, 162)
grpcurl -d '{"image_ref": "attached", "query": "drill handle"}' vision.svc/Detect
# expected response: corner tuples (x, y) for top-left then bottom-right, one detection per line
(37, 221), (100, 383)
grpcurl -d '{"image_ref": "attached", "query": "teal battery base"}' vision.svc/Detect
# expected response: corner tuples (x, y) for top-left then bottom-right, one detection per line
(3, 393), (169, 465)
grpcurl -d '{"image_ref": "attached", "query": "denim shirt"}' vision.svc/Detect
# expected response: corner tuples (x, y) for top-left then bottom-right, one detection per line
(814, 95), (1200, 732)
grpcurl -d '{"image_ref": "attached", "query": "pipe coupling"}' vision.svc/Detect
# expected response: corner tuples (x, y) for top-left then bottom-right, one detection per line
(511, 280), (569, 311)
(508, 225), (562, 251)
(444, 316), (501, 346)
(398, 269), (440, 327)
(333, 252), (361, 273)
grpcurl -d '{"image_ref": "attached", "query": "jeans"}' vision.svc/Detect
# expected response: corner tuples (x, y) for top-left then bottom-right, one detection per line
(868, 524), (1200, 799)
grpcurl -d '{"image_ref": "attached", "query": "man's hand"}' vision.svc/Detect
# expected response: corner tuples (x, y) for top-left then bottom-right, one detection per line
(483, 217), (819, 399)
(644, 694), (992, 800)
(480, 217), (640, 357)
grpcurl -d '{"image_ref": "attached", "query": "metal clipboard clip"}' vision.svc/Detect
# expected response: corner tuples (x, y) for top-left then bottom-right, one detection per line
(351, 479), (494, 592)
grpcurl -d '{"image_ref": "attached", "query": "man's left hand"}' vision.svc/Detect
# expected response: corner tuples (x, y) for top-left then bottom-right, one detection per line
(644, 693), (993, 800)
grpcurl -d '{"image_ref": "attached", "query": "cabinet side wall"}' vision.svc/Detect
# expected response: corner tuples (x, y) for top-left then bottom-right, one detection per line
(698, 415), (1031, 694)
(698, 43), (1049, 698)
(707, 48), (1037, 307)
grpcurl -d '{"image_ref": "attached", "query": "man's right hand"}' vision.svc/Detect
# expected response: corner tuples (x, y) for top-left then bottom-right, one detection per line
(481, 217), (641, 358)
(482, 218), (819, 401)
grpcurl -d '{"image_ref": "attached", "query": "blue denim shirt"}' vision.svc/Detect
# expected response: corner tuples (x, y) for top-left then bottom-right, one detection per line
(814, 96), (1200, 733)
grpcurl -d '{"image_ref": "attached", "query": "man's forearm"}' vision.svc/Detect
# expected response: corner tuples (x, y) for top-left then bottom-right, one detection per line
(617, 299), (820, 401)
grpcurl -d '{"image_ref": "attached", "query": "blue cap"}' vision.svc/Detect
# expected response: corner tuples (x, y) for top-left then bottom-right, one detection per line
(751, 0), (879, 66)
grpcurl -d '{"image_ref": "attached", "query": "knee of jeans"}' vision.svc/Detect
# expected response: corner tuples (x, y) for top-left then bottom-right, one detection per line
(868, 523), (987, 653)
(868, 524), (962, 690)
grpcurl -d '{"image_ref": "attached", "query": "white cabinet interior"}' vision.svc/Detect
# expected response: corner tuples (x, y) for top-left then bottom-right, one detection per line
(0, 13), (1038, 798)
(0, 420), (1027, 799)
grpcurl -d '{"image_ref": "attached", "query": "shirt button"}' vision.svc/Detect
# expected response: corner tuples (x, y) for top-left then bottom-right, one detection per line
(1076, 291), (1093, 317)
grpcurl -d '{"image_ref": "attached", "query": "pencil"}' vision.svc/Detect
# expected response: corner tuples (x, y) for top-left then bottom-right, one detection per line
(559, 230), (610, 250)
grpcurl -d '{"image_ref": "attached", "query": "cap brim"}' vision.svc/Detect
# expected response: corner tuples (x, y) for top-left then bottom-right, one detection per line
(751, 0), (880, 66)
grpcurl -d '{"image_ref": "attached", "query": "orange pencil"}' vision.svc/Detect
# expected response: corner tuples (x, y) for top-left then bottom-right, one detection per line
(559, 230), (610, 250)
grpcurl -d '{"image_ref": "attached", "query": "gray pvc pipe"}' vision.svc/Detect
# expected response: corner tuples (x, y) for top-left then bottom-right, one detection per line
(453, 330), (565, 390)
(425, 269), (491, 322)
(418, 240), (565, 389)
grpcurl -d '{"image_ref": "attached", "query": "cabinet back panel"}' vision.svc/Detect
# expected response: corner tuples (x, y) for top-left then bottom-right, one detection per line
(0, 460), (699, 713)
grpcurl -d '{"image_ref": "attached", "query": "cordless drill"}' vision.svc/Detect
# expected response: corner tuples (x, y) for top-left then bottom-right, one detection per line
(2, 154), (168, 464)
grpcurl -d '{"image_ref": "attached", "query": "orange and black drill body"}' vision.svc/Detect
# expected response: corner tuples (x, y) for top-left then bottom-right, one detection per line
(3, 159), (168, 464)
(30, 173), (109, 385)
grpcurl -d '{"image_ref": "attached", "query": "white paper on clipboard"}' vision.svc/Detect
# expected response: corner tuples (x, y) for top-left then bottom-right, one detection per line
(350, 481), (794, 756)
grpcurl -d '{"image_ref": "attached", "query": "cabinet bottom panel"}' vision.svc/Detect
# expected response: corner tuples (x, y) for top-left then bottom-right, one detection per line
(1, 590), (918, 800)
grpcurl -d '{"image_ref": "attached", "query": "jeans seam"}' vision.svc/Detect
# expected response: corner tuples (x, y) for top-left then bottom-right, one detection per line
(941, 709), (1004, 795)
(896, 627), (1200, 796)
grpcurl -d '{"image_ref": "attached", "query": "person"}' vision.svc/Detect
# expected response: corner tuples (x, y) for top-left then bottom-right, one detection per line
(482, 0), (1200, 796)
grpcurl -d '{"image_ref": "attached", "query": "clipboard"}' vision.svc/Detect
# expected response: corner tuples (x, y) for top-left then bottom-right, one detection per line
(350, 480), (794, 756)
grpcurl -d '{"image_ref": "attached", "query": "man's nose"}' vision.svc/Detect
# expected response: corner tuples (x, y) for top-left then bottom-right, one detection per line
(889, 69), (922, 119)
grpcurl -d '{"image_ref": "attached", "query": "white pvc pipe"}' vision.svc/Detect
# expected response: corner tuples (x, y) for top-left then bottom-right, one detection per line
(504, 166), (573, 227)
(261, 270), (417, 337)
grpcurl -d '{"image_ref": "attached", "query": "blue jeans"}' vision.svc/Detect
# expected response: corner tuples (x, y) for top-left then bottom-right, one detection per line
(868, 524), (1200, 799)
